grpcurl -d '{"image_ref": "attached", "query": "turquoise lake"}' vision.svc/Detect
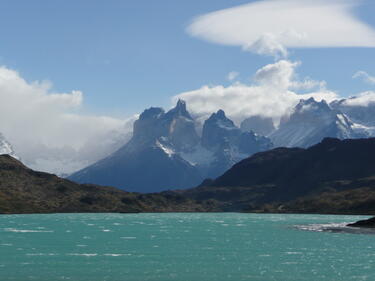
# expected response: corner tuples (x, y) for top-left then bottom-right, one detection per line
(0, 213), (374, 281)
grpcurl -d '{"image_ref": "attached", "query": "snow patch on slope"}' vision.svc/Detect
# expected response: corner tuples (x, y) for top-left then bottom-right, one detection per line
(156, 140), (175, 158)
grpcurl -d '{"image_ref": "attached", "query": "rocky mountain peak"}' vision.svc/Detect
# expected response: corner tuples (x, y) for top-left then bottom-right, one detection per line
(206, 109), (236, 129)
(139, 107), (165, 120)
(270, 98), (361, 148)
(133, 107), (167, 141)
(331, 97), (375, 128)
(215, 109), (226, 118)
(294, 98), (331, 115)
(130, 101), (199, 151)
(202, 110), (272, 164)
(165, 99), (192, 120)
(166, 100), (199, 151)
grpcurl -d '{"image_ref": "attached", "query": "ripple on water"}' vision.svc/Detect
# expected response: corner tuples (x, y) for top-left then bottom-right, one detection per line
(1, 213), (375, 281)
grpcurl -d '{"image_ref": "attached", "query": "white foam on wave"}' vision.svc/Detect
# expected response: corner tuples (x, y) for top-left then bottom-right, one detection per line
(4, 228), (53, 233)
(26, 253), (58, 256)
(285, 251), (302, 255)
(295, 222), (349, 232)
(103, 253), (132, 257)
(67, 253), (98, 257)
(294, 222), (375, 235)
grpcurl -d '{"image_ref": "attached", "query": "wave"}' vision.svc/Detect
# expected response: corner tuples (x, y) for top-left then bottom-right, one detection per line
(294, 223), (375, 235)
(4, 228), (53, 233)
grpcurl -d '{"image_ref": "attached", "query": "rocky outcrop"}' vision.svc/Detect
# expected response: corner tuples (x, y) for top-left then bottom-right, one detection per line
(347, 217), (375, 228)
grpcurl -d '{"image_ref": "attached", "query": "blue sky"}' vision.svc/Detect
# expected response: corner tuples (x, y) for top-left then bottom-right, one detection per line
(0, 0), (374, 117)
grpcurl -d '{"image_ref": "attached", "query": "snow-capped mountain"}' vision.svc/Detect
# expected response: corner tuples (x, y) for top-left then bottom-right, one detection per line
(270, 98), (363, 148)
(331, 96), (375, 126)
(201, 110), (272, 177)
(69, 100), (272, 192)
(69, 100), (202, 192)
(331, 97), (375, 136)
(0, 133), (18, 159)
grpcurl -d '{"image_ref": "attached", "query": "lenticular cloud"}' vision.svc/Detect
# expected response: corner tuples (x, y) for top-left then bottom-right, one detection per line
(187, 0), (375, 57)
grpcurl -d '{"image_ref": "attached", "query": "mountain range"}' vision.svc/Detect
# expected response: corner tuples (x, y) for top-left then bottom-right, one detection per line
(2, 137), (375, 215)
(69, 96), (375, 192)
(69, 100), (272, 192)
(269, 98), (365, 148)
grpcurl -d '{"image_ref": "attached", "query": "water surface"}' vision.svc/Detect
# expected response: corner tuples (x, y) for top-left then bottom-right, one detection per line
(0, 213), (374, 281)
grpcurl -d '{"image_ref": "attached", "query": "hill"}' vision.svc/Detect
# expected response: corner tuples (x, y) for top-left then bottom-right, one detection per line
(0, 155), (214, 214)
(2, 137), (375, 215)
(182, 138), (375, 213)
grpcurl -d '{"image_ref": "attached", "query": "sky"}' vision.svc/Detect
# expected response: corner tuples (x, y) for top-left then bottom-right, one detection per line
(0, 0), (374, 174)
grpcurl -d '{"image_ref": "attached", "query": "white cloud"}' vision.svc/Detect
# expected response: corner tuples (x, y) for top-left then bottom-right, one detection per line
(187, 0), (375, 56)
(0, 66), (134, 175)
(254, 60), (297, 89)
(227, 71), (239, 81)
(353, 71), (375, 85)
(173, 60), (337, 124)
(243, 33), (289, 58)
(290, 78), (327, 91)
(253, 60), (326, 90)
(342, 91), (375, 107)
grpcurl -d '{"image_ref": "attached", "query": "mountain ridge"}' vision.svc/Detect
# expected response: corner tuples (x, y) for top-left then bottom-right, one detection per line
(69, 100), (272, 192)
(1, 138), (375, 214)
(182, 137), (375, 213)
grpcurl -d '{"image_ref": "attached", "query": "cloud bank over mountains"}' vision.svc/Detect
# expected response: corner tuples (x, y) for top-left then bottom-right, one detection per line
(0, 66), (133, 174)
(1, 58), (374, 175)
(187, 0), (375, 58)
(341, 91), (375, 107)
(173, 60), (337, 124)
